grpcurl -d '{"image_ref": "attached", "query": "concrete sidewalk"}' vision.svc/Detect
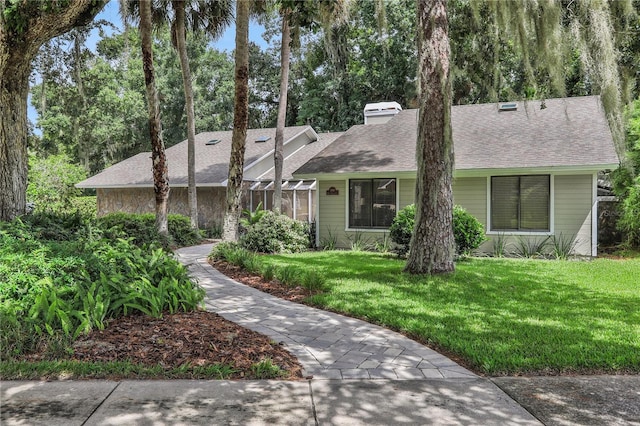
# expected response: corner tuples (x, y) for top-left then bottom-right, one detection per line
(2, 243), (638, 425)
(1, 379), (541, 425)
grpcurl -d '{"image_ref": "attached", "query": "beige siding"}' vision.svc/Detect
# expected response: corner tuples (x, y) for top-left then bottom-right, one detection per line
(452, 177), (487, 224)
(317, 180), (347, 247)
(315, 174), (594, 256)
(399, 178), (415, 208)
(554, 175), (593, 255)
(97, 187), (227, 230)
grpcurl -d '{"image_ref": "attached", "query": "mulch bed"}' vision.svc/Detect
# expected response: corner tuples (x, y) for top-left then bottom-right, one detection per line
(72, 310), (303, 380)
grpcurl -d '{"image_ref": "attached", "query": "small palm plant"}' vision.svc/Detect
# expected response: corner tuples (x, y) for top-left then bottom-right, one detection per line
(240, 202), (266, 228)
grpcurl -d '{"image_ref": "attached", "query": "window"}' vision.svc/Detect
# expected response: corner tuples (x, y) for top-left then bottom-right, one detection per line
(491, 175), (550, 231)
(349, 179), (396, 228)
(246, 180), (316, 222)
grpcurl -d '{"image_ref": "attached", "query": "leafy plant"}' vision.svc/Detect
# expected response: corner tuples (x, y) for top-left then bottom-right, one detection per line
(250, 357), (284, 379)
(389, 204), (416, 256)
(492, 233), (509, 257)
(374, 232), (392, 253)
(320, 227), (338, 250)
(203, 222), (223, 239)
(261, 263), (276, 281)
(0, 216), (204, 359)
(514, 236), (549, 258)
(240, 202), (266, 228)
(301, 270), (326, 292)
(347, 230), (371, 252)
(551, 233), (578, 260)
(453, 206), (487, 257)
(618, 176), (640, 248)
(27, 154), (87, 213)
(275, 265), (301, 287)
(240, 211), (309, 254)
(390, 204), (486, 257)
(98, 213), (201, 249)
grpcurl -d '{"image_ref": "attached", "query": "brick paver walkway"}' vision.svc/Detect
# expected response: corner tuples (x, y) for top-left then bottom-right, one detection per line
(175, 244), (477, 380)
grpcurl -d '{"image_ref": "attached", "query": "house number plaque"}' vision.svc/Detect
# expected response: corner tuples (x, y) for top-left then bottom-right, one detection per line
(326, 187), (339, 195)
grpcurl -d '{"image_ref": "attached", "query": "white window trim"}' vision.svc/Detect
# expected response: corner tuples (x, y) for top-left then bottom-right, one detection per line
(345, 177), (398, 232)
(486, 174), (555, 236)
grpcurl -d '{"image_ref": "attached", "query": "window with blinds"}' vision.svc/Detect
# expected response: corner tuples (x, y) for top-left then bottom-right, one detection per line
(491, 175), (550, 231)
(349, 179), (397, 228)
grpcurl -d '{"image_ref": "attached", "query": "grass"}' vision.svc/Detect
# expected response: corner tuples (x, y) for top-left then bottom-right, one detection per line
(0, 360), (236, 380)
(259, 251), (640, 375)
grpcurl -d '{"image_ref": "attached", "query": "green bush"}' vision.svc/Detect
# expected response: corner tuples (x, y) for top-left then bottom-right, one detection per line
(27, 154), (87, 213)
(389, 204), (486, 256)
(167, 214), (202, 247)
(240, 211), (309, 254)
(453, 206), (487, 256)
(389, 204), (416, 255)
(97, 213), (201, 249)
(619, 176), (640, 247)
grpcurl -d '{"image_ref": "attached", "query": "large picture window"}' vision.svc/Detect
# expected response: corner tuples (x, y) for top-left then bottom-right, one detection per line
(491, 175), (550, 231)
(349, 179), (396, 228)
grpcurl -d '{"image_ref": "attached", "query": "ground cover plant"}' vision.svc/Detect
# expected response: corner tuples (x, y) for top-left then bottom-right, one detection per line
(0, 213), (301, 380)
(217, 249), (640, 376)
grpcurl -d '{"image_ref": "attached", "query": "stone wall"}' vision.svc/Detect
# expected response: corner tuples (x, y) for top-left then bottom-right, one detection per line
(97, 187), (232, 230)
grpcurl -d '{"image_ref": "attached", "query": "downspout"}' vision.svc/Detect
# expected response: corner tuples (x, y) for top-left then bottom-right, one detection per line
(592, 173), (598, 257)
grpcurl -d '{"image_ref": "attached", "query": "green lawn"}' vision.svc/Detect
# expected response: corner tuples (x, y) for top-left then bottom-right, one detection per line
(259, 252), (640, 375)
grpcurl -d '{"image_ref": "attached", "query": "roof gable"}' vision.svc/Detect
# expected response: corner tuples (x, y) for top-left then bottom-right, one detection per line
(294, 96), (619, 176)
(77, 125), (322, 188)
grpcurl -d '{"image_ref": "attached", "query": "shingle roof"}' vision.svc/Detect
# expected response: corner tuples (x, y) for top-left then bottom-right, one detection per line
(257, 132), (343, 181)
(77, 126), (315, 188)
(294, 96), (619, 176)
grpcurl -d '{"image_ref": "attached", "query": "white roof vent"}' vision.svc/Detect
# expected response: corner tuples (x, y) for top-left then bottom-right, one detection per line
(363, 101), (402, 125)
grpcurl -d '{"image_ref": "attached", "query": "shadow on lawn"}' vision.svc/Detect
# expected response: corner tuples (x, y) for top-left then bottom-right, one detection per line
(268, 253), (640, 375)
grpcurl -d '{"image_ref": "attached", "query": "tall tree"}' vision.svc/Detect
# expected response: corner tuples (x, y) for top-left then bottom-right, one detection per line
(222, 0), (250, 241)
(405, 0), (631, 274)
(170, 0), (233, 230)
(405, 0), (454, 274)
(139, 0), (170, 235)
(0, 0), (106, 221)
(172, 0), (200, 230)
(272, 8), (292, 214)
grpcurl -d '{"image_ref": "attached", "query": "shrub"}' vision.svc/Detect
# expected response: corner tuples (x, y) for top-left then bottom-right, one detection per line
(27, 154), (87, 213)
(97, 213), (201, 249)
(389, 204), (486, 257)
(389, 204), (415, 255)
(618, 176), (640, 248)
(453, 206), (487, 256)
(167, 214), (202, 247)
(240, 211), (309, 254)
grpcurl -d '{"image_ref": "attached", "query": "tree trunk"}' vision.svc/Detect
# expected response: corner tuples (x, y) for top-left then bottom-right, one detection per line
(0, 66), (30, 221)
(272, 11), (291, 215)
(0, 0), (105, 221)
(222, 0), (250, 242)
(405, 0), (455, 275)
(139, 0), (169, 235)
(173, 0), (198, 230)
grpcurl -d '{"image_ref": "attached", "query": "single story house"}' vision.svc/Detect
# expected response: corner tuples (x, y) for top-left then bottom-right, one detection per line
(293, 96), (619, 256)
(76, 126), (342, 229)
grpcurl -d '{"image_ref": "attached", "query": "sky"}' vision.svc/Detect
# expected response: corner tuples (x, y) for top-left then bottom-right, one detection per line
(29, 0), (268, 131)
